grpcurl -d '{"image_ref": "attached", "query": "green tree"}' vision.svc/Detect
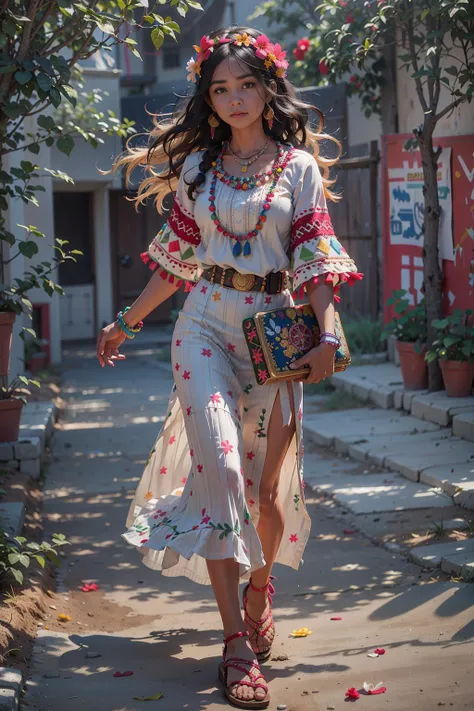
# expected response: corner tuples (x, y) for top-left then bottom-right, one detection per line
(0, 0), (202, 332)
(253, 0), (474, 390)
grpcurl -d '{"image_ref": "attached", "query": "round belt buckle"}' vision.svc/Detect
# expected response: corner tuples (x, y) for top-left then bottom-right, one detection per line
(232, 272), (256, 291)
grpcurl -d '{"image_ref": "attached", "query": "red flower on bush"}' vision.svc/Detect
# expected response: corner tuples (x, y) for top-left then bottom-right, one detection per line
(319, 59), (329, 75)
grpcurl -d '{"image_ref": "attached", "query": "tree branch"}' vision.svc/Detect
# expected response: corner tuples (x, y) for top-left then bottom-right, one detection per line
(405, 8), (429, 114)
(434, 94), (467, 123)
(29, 0), (57, 44)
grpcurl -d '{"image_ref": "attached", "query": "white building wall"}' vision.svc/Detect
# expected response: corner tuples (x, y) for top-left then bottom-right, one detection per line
(396, 42), (474, 137)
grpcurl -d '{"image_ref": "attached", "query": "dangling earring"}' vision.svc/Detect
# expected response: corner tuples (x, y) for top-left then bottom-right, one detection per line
(263, 103), (274, 131)
(208, 112), (220, 140)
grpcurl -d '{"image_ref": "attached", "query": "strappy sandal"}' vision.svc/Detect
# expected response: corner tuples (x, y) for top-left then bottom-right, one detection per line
(218, 630), (270, 710)
(243, 576), (276, 664)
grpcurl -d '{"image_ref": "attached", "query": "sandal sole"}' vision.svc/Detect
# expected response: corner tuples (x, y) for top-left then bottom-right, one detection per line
(218, 662), (270, 710)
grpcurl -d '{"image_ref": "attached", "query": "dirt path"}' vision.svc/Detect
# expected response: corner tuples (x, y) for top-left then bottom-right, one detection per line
(21, 341), (474, 710)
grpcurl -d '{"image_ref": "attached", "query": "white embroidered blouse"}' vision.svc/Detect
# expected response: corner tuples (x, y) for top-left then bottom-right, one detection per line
(142, 146), (362, 296)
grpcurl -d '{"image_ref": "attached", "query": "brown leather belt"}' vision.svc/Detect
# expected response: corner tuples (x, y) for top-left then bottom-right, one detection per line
(201, 266), (287, 294)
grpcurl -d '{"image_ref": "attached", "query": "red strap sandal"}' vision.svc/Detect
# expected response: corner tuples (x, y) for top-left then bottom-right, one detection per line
(217, 630), (270, 709)
(243, 576), (276, 664)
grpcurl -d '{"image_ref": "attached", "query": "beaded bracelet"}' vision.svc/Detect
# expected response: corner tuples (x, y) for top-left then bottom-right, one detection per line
(319, 332), (341, 348)
(116, 307), (143, 339)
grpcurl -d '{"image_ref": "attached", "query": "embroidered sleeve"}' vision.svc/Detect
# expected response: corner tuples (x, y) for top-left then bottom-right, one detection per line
(289, 155), (363, 298)
(141, 154), (202, 290)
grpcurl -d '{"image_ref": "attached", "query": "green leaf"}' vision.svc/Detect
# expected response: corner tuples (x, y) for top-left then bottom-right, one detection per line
(56, 135), (74, 156)
(37, 114), (55, 131)
(8, 553), (20, 565)
(187, 0), (203, 7)
(19, 554), (30, 568)
(58, 84), (77, 106)
(27, 143), (40, 155)
(18, 241), (39, 258)
(34, 555), (46, 568)
(444, 66), (458, 77)
(151, 27), (164, 50)
(49, 87), (61, 107)
(36, 73), (53, 92)
(10, 568), (23, 584)
(15, 70), (32, 85)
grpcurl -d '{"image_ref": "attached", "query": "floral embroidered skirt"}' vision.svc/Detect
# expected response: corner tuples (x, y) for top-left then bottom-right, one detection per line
(122, 279), (311, 585)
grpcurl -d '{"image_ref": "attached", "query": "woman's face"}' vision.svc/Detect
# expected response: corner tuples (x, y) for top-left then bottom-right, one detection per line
(208, 56), (269, 131)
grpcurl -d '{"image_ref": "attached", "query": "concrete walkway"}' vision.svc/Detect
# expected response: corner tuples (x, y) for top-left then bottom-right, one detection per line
(22, 340), (474, 710)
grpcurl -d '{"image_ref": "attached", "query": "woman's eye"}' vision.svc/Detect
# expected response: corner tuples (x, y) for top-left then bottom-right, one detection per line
(214, 82), (255, 94)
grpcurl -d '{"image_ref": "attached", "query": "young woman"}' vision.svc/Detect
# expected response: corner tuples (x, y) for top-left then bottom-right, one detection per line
(96, 25), (361, 710)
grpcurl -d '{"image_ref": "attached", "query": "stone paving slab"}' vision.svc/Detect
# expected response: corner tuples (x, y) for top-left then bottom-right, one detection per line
(344, 430), (447, 464)
(409, 538), (474, 568)
(410, 390), (474, 427)
(420, 462), (474, 498)
(303, 466), (453, 514)
(385, 440), (474, 483)
(304, 408), (439, 449)
(453, 411), (474, 442)
(20, 400), (57, 445)
(0, 502), (25, 536)
(440, 551), (474, 579)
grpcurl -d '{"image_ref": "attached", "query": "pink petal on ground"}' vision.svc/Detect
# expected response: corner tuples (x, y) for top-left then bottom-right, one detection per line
(374, 648), (386, 655)
(330, 616), (342, 620)
(113, 671), (134, 677)
(345, 687), (360, 700)
(343, 529), (357, 535)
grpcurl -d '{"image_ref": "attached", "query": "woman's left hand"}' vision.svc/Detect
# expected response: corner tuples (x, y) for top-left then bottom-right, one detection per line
(289, 343), (335, 384)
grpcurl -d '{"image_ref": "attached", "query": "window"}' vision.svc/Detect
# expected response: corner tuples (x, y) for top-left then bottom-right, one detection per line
(162, 46), (181, 70)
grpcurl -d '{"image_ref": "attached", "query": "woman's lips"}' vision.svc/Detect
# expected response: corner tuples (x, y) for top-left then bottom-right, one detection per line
(230, 112), (247, 117)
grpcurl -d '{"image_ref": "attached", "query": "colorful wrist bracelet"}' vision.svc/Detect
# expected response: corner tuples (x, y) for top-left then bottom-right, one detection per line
(116, 308), (143, 339)
(122, 306), (144, 332)
(319, 332), (341, 348)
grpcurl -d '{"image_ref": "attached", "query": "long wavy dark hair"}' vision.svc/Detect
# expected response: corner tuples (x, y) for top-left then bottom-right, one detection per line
(113, 25), (342, 213)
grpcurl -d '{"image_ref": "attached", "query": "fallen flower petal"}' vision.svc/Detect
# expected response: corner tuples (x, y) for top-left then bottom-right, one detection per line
(133, 693), (164, 701)
(343, 529), (357, 535)
(57, 614), (71, 622)
(374, 648), (385, 655)
(330, 616), (342, 620)
(363, 681), (386, 695)
(80, 582), (99, 592)
(345, 687), (360, 700)
(367, 652), (379, 658)
(290, 627), (312, 637)
(113, 671), (134, 677)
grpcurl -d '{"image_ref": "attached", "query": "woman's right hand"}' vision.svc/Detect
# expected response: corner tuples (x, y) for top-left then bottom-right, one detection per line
(96, 321), (128, 368)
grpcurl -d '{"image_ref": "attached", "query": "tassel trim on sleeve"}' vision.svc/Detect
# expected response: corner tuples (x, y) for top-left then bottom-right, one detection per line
(140, 251), (196, 292)
(291, 270), (364, 302)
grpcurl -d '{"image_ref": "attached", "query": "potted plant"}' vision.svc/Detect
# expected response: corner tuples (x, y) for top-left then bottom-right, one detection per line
(381, 289), (428, 390)
(0, 375), (39, 443)
(25, 337), (49, 375)
(425, 309), (474, 398)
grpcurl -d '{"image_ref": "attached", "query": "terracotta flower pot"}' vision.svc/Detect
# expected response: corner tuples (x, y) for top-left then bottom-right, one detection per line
(27, 352), (47, 374)
(0, 312), (16, 377)
(396, 340), (428, 390)
(0, 398), (23, 443)
(439, 359), (474, 398)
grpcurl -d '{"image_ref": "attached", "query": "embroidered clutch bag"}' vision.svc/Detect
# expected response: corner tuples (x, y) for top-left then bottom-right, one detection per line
(242, 303), (351, 385)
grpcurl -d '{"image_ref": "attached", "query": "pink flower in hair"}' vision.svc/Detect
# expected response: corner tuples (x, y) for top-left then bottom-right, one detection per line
(193, 34), (215, 63)
(254, 34), (272, 59)
(272, 43), (288, 68)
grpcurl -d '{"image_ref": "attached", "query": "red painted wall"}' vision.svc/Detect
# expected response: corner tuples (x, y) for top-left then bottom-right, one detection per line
(382, 134), (474, 323)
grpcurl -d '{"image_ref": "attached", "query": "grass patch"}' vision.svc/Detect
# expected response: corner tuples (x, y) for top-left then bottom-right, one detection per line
(320, 390), (366, 411)
(304, 380), (335, 396)
(343, 315), (385, 354)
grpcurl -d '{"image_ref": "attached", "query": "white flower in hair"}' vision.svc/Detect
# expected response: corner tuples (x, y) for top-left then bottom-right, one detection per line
(186, 57), (200, 83)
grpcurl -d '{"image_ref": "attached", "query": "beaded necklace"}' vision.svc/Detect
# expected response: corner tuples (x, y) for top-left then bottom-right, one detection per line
(214, 141), (285, 191)
(209, 142), (295, 257)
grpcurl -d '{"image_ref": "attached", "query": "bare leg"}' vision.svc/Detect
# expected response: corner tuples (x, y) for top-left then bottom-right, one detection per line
(207, 558), (267, 703)
(245, 384), (296, 636)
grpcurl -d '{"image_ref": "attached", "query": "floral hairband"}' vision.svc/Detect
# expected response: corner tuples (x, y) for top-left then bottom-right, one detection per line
(186, 32), (289, 84)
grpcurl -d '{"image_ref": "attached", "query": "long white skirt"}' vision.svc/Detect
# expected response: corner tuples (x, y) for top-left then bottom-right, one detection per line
(122, 279), (311, 585)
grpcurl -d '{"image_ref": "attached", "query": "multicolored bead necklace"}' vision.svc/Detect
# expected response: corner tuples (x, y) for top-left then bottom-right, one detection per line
(209, 142), (295, 257)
